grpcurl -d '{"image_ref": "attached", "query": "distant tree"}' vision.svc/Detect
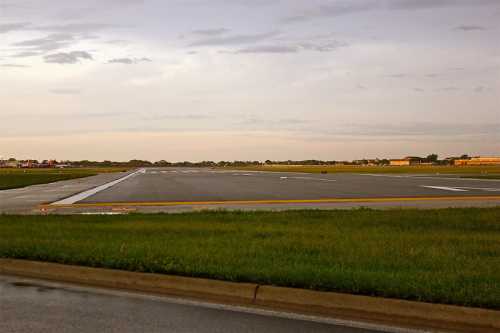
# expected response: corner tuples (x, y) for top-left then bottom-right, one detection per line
(426, 154), (438, 163)
(155, 160), (172, 167)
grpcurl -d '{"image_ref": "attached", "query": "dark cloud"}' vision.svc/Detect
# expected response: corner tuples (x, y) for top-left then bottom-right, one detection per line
(455, 25), (486, 31)
(44, 51), (93, 64)
(189, 31), (278, 47)
(384, 73), (409, 78)
(0, 21), (120, 35)
(10, 51), (41, 58)
(35, 23), (120, 34)
(237, 117), (310, 129)
(0, 22), (29, 33)
(298, 41), (347, 52)
(142, 113), (212, 121)
(12, 34), (75, 53)
(326, 122), (500, 137)
(284, 0), (500, 23)
(474, 86), (486, 93)
(235, 45), (299, 54)
(284, 2), (373, 23)
(192, 28), (230, 36)
(232, 40), (347, 54)
(437, 86), (459, 91)
(0, 64), (30, 68)
(107, 57), (152, 64)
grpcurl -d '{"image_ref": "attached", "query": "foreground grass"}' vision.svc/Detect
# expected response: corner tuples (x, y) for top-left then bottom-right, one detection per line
(231, 165), (500, 175)
(0, 168), (129, 190)
(1, 208), (499, 309)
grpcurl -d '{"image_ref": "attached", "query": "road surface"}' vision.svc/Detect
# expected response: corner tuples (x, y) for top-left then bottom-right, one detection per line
(1, 168), (500, 213)
(0, 275), (401, 333)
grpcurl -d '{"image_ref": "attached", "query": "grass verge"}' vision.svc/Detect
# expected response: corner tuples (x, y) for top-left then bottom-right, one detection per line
(1, 208), (499, 309)
(0, 168), (129, 190)
(460, 175), (500, 180)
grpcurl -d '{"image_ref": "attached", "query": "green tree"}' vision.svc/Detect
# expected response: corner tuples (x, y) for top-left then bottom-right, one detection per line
(426, 154), (438, 163)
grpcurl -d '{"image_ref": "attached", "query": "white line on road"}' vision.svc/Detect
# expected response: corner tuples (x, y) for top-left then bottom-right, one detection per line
(422, 185), (500, 192)
(361, 174), (500, 182)
(51, 169), (146, 205)
(454, 187), (500, 192)
(280, 176), (336, 182)
(421, 186), (468, 192)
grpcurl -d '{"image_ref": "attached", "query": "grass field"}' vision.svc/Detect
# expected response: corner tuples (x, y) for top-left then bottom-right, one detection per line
(0, 168), (129, 190)
(460, 175), (500, 180)
(231, 165), (500, 176)
(1, 208), (499, 309)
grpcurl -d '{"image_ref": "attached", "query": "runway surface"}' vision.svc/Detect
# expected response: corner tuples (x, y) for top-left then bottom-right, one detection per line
(51, 168), (500, 207)
(1, 168), (499, 213)
(0, 275), (394, 333)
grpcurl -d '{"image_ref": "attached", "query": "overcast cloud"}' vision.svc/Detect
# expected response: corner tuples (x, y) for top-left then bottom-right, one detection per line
(0, 0), (499, 161)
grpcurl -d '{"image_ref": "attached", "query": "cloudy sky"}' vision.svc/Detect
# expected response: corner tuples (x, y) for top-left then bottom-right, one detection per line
(1, 0), (499, 161)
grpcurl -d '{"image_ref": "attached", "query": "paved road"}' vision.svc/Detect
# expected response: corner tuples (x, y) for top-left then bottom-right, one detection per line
(0, 275), (389, 333)
(1, 168), (500, 213)
(76, 168), (500, 204)
(0, 172), (130, 214)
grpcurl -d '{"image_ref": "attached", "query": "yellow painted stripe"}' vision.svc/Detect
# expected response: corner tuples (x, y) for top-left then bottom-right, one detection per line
(40, 196), (500, 209)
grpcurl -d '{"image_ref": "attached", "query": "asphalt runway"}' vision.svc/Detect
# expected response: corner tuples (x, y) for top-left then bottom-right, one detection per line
(0, 275), (390, 333)
(51, 168), (500, 208)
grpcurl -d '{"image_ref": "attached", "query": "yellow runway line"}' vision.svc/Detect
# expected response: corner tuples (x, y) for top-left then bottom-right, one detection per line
(40, 195), (500, 209)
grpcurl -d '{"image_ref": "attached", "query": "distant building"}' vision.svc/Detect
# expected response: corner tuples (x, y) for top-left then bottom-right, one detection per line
(454, 157), (500, 166)
(0, 159), (19, 168)
(389, 157), (422, 166)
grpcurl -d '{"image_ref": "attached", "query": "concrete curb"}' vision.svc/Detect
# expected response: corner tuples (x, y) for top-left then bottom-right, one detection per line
(0, 259), (256, 304)
(1, 259), (499, 332)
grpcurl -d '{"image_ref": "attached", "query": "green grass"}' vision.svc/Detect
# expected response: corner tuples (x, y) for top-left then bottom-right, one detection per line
(1, 208), (499, 309)
(230, 165), (500, 175)
(460, 175), (500, 180)
(0, 168), (129, 190)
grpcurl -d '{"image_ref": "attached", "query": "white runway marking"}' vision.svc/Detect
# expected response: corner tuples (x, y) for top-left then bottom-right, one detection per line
(421, 186), (468, 192)
(280, 176), (336, 182)
(361, 174), (500, 182)
(51, 169), (145, 205)
(422, 185), (500, 192)
(454, 187), (500, 192)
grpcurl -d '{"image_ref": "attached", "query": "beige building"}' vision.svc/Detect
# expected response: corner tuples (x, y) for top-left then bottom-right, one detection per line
(390, 159), (411, 166)
(389, 157), (422, 166)
(454, 157), (500, 166)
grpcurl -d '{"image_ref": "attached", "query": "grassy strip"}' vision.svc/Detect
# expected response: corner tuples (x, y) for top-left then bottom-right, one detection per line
(460, 175), (500, 180)
(0, 168), (129, 190)
(230, 165), (500, 175)
(1, 208), (499, 309)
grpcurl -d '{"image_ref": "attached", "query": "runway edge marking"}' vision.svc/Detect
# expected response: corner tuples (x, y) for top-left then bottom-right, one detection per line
(41, 195), (500, 209)
(50, 168), (146, 205)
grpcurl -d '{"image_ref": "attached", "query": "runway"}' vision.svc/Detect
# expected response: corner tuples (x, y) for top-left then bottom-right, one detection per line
(44, 168), (500, 212)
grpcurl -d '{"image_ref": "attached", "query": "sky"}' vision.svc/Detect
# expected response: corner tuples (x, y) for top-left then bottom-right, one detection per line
(1, 0), (499, 162)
